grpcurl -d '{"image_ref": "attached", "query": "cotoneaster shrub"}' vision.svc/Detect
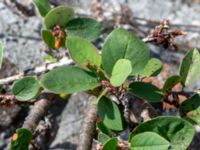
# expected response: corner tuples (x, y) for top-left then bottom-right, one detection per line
(0, 1), (199, 150)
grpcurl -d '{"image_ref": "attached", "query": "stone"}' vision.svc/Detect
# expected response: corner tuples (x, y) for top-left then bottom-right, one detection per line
(49, 93), (90, 150)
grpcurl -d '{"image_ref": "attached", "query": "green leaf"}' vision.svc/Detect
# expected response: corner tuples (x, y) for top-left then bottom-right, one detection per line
(102, 138), (118, 150)
(44, 6), (74, 29)
(102, 28), (149, 75)
(41, 30), (55, 48)
(96, 121), (112, 137)
(98, 96), (123, 131)
(162, 75), (182, 93)
(12, 77), (41, 101)
(130, 132), (170, 150)
(66, 36), (101, 69)
(139, 58), (162, 77)
(110, 59), (132, 87)
(10, 128), (32, 150)
(40, 65), (99, 94)
(179, 48), (200, 86)
(180, 94), (200, 124)
(129, 82), (163, 102)
(44, 54), (57, 63)
(98, 132), (111, 145)
(0, 85), (3, 93)
(129, 116), (195, 150)
(0, 41), (4, 69)
(66, 18), (102, 41)
(33, 0), (51, 17)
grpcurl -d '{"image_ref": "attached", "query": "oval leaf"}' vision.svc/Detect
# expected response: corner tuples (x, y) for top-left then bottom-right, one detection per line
(10, 128), (32, 150)
(66, 18), (102, 41)
(102, 28), (149, 75)
(130, 116), (195, 150)
(40, 65), (99, 94)
(129, 82), (163, 102)
(0, 41), (4, 69)
(98, 96), (123, 131)
(179, 48), (200, 86)
(130, 132), (170, 150)
(139, 58), (162, 77)
(66, 36), (101, 68)
(180, 94), (200, 124)
(41, 30), (55, 49)
(12, 77), (41, 101)
(96, 121), (112, 137)
(44, 6), (74, 29)
(98, 132), (111, 145)
(33, 0), (51, 17)
(110, 59), (132, 87)
(162, 75), (182, 93)
(102, 137), (118, 150)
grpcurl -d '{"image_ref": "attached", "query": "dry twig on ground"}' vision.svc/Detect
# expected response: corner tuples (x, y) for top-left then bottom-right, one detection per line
(77, 104), (97, 150)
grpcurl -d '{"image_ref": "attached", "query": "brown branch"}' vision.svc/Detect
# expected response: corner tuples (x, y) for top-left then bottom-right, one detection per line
(22, 92), (55, 133)
(142, 31), (187, 43)
(169, 91), (195, 98)
(0, 94), (35, 106)
(77, 104), (97, 150)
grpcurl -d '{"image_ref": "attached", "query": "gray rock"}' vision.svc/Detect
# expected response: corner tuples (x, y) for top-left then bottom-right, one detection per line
(50, 93), (90, 150)
(0, 2), (45, 71)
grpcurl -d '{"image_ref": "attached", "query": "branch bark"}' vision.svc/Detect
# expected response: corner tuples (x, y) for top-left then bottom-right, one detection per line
(22, 92), (55, 133)
(77, 104), (97, 150)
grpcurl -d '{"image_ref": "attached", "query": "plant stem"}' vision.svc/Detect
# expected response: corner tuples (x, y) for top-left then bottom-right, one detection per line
(97, 88), (109, 101)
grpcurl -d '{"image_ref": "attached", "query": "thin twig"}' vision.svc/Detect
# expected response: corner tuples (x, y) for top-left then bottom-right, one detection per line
(22, 92), (55, 133)
(77, 104), (97, 150)
(0, 94), (34, 106)
(0, 73), (24, 85)
(0, 57), (73, 85)
(169, 91), (195, 98)
(133, 16), (200, 28)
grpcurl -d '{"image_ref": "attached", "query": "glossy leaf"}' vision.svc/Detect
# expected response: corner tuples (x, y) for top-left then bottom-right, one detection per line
(33, 0), (51, 17)
(66, 18), (102, 41)
(139, 58), (162, 77)
(180, 94), (200, 124)
(41, 30), (55, 48)
(66, 36), (101, 68)
(162, 75), (182, 93)
(0, 41), (3, 69)
(41, 65), (99, 94)
(98, 132), (111, 145)
(130, 116), (195, 150)
(102, 138), (118, 150)
(130, 132), (170, 150)
(44, 6), (74, 29)
(129, 82), (163, 102)
(102, 28), (149, 75)
(179, 48), (200, 86)
(96, 121), (112, 137)
(12, 77), (41, 101)
(98, 96), (123, 131)
(110, 59), (132, 87)
(10, 128), (32, 150)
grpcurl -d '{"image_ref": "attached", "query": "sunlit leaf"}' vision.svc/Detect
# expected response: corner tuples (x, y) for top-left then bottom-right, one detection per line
(110, 59), (132, 87)
(102, 28), (149, 75)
